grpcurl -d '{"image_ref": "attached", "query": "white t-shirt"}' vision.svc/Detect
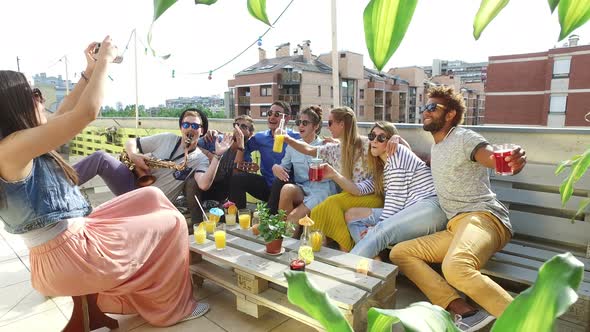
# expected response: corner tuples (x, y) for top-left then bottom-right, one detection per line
(138, 132), (209, 201)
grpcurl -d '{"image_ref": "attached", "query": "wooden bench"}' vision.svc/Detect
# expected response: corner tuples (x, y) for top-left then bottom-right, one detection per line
(485, 162), (590, 331)
(188, 226), (398, 331)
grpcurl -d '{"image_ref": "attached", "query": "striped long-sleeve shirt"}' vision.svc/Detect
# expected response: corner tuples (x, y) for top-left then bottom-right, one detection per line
(380, 145), (437, 221)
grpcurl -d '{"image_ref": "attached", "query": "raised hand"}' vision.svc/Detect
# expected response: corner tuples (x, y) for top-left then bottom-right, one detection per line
(215, 133), (233, 156)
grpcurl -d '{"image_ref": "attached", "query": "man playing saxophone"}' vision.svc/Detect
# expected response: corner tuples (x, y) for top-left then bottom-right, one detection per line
(72, 108), (232, 222)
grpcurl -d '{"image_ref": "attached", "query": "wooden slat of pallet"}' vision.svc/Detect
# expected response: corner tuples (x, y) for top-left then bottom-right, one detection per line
(226, 227), (397, 281)
(491, 252), (590, 283)
(510, 211), (590, 248)
(189, 261), (325, 331)
(490, 163), (590, 190)
(223, 234), (382, 293)
(482, 261), (590, 298)
(492, 185), (586, 211)
(189, 240), (367, 310)
(501, 243), (590, 271)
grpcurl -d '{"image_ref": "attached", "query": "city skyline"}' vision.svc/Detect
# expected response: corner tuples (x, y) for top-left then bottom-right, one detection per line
(2, 0), (590, 107)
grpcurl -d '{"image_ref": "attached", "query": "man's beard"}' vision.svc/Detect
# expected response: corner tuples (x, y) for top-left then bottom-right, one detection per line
(423, 117), (445, 132)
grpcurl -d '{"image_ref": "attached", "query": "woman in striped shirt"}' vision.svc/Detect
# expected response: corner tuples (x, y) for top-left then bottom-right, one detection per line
(344, 122), (448, 258)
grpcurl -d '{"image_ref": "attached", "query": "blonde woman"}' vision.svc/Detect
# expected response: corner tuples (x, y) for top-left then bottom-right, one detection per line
(345, 122), (447, 258)
(283, 107), (395, 250)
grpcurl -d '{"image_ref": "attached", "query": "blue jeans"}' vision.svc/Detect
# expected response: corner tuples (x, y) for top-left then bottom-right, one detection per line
(349, 196), (448, 258)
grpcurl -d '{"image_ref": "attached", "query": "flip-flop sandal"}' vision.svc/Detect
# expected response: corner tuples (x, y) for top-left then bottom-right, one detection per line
(178, 303), (209, 323)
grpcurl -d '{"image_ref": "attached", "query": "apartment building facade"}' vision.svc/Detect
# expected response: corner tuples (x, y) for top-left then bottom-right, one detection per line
(228, 41), (409, 122)
(485, 35), (590, 127)
(424, 59), (488, 84)
(33, 73), (75, 113)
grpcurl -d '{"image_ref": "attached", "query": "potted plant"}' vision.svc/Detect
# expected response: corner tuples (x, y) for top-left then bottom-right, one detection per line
(255, 202), (293, 254)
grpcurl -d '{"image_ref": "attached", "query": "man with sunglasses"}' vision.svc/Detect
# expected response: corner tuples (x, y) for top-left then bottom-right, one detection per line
(194, 115), (255, 204)
(389, 86), (527, 331)
(72, 108), (232, 226)
(230, 101), (300, 209)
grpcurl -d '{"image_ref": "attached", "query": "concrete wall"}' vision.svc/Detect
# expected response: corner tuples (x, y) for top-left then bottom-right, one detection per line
(91, 117), (590, 165)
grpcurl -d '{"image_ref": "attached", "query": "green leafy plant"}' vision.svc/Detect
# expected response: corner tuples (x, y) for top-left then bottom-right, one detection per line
(284, 253), (584, 332)
(555, 148), (590, 220)
(255, 202), (292, 243)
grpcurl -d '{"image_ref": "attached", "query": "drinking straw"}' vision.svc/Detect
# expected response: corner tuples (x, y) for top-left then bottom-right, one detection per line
(194, 195), (209, 222)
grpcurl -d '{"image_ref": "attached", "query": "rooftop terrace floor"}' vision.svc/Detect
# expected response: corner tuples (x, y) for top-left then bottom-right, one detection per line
(0, 224), (428, 332)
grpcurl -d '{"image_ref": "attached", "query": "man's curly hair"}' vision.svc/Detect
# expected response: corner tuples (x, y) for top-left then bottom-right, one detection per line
(427, 86), (466, 127)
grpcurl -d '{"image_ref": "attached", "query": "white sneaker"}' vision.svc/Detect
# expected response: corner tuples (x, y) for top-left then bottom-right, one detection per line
(454, 310), (495, 332)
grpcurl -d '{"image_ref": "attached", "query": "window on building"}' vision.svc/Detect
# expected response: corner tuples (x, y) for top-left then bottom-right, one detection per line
(360, 89), (365, 99)
(318, 85), (321, 97)
(419, 94), (422, 102)
(330, 87), (334, 98)
(553, 58), (571, 78)
(260, 85), (272, 97)
(549, 95), (567, 113)
(359, 105), (364, 117)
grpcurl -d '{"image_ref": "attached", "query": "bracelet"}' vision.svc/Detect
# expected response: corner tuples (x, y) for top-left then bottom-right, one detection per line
(237, 147), (244, 151)
(80, 71), (89, 82)
(213, 153), (222, 160)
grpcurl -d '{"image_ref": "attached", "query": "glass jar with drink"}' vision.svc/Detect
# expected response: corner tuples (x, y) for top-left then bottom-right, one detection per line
(239, 209), (251, 230)
(214, 223), (226, 250)
(308, 158), (325, 182)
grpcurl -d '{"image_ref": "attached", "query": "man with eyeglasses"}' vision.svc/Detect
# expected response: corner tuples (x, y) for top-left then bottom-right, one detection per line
(193, 115), (255, 207)
(72, 108), (232, 227)
(389, 86), (527, 331)
(230, 101), (300, 209)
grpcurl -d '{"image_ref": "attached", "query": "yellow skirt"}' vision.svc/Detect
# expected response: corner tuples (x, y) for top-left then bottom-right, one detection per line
(310, 192), (383, 251)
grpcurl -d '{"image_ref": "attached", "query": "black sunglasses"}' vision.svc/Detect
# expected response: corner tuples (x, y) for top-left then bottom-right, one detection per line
(422, 103), (447, 113)
(295, 120), (312, 126)
(267, 110), (284, 118)
(181, 122), (202, 130)
(328, 120), (334, 127)
(368, 132), (390, 143)
(233, 122), (252, 131)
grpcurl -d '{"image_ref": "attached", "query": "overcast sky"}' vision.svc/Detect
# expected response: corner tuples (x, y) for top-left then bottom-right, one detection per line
(1, 0), (589, 107)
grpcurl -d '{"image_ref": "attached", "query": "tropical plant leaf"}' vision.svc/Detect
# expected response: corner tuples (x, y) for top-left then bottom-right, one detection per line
(491, 253), (584, 332)
(574, 198), (590, 218)
(284, 271), (353, 332)
(368, 303), (460, 332)
(559, 149), (590, 206)
(153, 0), (178, 21)
(549, 0), (560, 13)
(473, 0), (510, 40)
(555, 154), (580, 175)
(195, 0), (217, 4)
(558, 0), (590, 41)
(247, 0), (271, 26)
(363, 0), (418, 71)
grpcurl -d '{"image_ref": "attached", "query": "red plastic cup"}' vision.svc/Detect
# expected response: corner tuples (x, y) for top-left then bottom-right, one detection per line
(492, 144), (517, 176)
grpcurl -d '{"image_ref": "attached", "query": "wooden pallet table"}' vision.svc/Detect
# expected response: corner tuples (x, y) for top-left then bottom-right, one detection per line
(188, 226), (398, 331)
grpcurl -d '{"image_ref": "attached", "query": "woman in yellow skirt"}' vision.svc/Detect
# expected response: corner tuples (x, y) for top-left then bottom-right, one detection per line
(283, 107), (384, 251)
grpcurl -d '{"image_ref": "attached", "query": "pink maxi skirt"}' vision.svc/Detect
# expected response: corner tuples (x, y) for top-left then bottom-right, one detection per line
(29, 186), (197, 327)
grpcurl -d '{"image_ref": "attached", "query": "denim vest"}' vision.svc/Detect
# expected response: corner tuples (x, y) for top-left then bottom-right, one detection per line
(0, 155), (92, 234)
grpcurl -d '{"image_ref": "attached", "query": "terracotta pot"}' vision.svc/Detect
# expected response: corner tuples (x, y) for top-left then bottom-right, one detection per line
(265, 238), (283, 254)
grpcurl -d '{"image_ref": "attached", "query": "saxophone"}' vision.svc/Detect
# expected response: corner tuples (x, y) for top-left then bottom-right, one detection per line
(120, 133), (193, 187)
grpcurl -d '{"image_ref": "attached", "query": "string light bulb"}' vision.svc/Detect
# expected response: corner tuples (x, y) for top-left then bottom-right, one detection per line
(208, 70), (213, 80)
(257, 37), (262, 47)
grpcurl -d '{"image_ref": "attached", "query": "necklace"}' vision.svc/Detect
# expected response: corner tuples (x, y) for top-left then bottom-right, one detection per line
(442, 127), (456, 141)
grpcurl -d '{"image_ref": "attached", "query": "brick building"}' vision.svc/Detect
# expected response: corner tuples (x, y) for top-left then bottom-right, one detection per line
(485, 35), (590, 127)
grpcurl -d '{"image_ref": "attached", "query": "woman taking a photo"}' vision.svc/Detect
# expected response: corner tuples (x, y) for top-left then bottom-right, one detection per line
(0, 37), (207, 328)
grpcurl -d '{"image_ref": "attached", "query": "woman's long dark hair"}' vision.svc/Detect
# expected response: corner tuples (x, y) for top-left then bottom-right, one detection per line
(0, 71), (78, 190)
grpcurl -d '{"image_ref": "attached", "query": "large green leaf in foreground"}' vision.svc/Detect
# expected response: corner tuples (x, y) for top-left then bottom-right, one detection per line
(473, 0), (510, 40)
(368, 303), (460, 332)
(284, 271), (353, 332)
(557, 0), (590, 41)
(491, 252), (584, 332)
(363, 0), (417, 71)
